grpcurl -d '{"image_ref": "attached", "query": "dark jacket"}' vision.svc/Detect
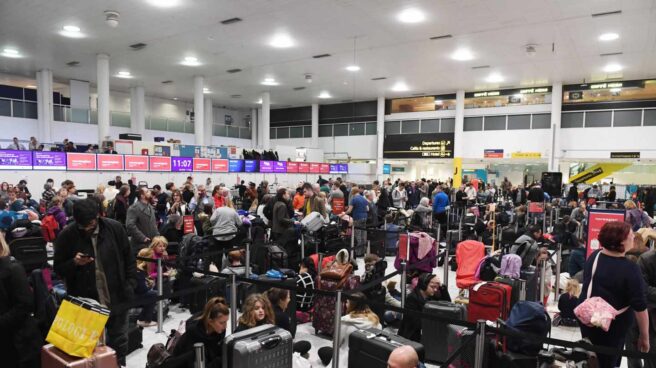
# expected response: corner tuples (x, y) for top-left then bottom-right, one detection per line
(527, 187), (544, 203)
(172, 318), (224, 368)
(398, 285), (451, 342)
(272, 201), (293, 235)
(568, 247), (586, 276)
(113, 194), (129, 224)
(0, 256), (42, 368)
(376, 188), (392, 214)
(272, 304), (292, 336)
(126, 201), (159, 250)
(53, 218), (137, 307)
(638, 250), (656, 333)
(511, 188), (527, 205)
(234, 318), (267, 333)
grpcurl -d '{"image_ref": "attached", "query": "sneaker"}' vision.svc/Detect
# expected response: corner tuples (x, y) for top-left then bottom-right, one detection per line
(137, 320), (158, 328)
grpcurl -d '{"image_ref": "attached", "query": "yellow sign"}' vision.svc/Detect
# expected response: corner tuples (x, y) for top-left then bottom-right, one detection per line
(453, 157), (463, 188)
(569, 163), (631, 184)
(511, 152), (542, 159)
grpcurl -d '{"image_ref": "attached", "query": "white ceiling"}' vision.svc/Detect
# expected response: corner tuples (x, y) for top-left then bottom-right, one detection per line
(0, 0), (655, 108)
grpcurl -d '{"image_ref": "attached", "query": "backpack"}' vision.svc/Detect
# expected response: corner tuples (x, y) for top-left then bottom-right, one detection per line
(512, 239), (538, 269)
(499, 254), (522, 279)
(262, 197), (275, 220)
(477, 255), (501, 281)
(146, 343), (171, 368)
(503, 301), (551, 355)
(41, 214), (59, 242)
(106, 199), (116, 219)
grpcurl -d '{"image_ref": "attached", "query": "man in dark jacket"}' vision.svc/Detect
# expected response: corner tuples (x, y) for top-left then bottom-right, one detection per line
(398, 273), (451, 342)
(527, 184), (544, 203)
(53, 199), (136, 366)
(126, 187), (159, 255)
(511, 186), (527, 206)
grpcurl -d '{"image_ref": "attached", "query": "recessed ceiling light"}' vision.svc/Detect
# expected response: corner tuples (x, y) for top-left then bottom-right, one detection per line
(256, 98), (263, 104)
(1, 48), (21, 58)
(599, 32), (619, 41)
(203, 87), (211, 94)
(391, 82), (409, 92)
(269, 33), (294, 48)
(603, 63), (622, 72)
(261, 77), (279, 86)
(146, 0), (180, 8)
(181, 56), (201, 66)
(60, 25), (85, 38)
(63, 25), (80, 32)
(451, 48), (474, 61)
(485, 73), (504, 83)
(318, 91), (332, 99)
(116, 71), (132, 78)
(172, 97), (178, 100)
(397, 8), (425, 23)
(345, 65), (360, 72)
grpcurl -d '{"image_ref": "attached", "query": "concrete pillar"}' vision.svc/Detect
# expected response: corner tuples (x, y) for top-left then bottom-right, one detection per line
(251, 108), (258, 148)
(453, 89), (465, 188)
(261, 92), (271, 150)
(257, 108), (263, 149)
(96, 54), (110, 146)
(549, 82), (563, 172)
(204, 96), (213, 146)
(193, 76), (205, 146)
(130, 85), (145, 136)
(376, 96), (385, 178)
(311, 103), (319, 148)
(36, 69), (53, 143)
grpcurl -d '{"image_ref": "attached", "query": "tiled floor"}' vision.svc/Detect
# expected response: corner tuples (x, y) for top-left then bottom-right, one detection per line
(127, 255), (630, 368)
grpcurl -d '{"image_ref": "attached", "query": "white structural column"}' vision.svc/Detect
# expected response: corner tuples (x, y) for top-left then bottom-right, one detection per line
(257, 108), (263, 149)
(96, 54), (111, 145)
(311, 103), (319, 148)
(204, 96), (213, 146)
(453, 90), (465, 188)
(193, 76), (205, 146)
(130, 85), (145, 137)
(261, 92), (271, 150)
(376, 96), (385, 177)
(251, 108), (258, 148)
(36, 69), (53, 143)
(549, 82), (563, 172)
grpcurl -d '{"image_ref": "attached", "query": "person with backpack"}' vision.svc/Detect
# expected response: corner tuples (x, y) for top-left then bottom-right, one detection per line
(625, 200), (650, 232)
(0, 231), (43, 368)
(110, 184), (130, 225)
(510, 225), (543, 269)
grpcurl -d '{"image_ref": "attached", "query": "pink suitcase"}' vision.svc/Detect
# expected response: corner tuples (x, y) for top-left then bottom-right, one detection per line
(41, 344), (118, 368)
(312, 275), (360, 336)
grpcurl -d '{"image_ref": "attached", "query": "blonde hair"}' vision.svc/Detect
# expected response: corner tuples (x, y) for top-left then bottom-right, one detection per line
(0, 231), (10, 257)
(624, 200), (637, 209)
(565, 279), (581, 297)
(136, 248), (153, 271)
(149, 236), (169, 252)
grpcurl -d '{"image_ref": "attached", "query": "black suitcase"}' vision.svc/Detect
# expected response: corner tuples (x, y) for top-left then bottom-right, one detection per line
(223, 324), (293, 368)
(497, 277), (522, 309)
(264, 243), (288, 270)
(8, 237), (47, 273)
(521, 267), (539, 302)
(348, 328), (425, 367)
(127, 324), (143, 355)
(422, 301), (467, 363)
(189, 276), (226, 314)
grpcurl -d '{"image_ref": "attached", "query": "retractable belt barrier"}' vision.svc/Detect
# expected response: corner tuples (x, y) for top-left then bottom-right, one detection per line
(96, 232), (656, 363)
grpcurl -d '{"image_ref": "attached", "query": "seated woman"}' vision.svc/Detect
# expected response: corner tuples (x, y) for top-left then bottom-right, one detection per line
(147, 236), (172, 280)
(398, 273), (451, 342)
(555, 279), (580, 327)
(317, 291), (381, 366)
(135, 248), (158, 327)
(171, 297), (230, 368)
(234, 294), (275, 333)
(296, 257), (317, 314)
(265, 288), (312, 356)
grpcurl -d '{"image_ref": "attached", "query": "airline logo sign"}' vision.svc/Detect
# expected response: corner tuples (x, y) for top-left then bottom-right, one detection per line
(484, 149), (504, 158)
(569, 163), (631, 185)
(193, 158), (211, 172)
(124, 156), (149, 171)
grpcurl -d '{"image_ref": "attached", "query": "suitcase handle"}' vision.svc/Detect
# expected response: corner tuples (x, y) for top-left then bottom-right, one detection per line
(260, 336), (281, 349)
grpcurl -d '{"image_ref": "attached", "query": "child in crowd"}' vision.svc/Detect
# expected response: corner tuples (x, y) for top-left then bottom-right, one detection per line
(234, 294), (275, 333)
(135, 248), (158, 327)
(554, 279), (580, 327)
(148, 236), (172, 280)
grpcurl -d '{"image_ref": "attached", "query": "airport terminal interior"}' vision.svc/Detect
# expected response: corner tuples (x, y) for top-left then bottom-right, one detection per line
(1, 0), (656, 367)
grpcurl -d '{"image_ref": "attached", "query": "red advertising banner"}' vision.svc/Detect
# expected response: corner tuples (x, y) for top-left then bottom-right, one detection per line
(149, 156), (171, 172)
(528, 202), (544, 213)
(320, 163), (330, 174)
(97, 154), (124, 171)
(298, 162), (310, 173)
(309, 162), (321, 174)
(586, 209), (626, 258)
(193, 158), (211, 172)
(66, 153), (97, 171)
(211, 159), (229, 173)
(286, 162), (299, 173)
(332, 197), (345, 214)
(124, 155), (149, 171)
(183, 215), (195, 234)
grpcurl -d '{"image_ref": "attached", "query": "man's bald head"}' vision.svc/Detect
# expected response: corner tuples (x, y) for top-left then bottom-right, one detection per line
(387, 345), (418, 368)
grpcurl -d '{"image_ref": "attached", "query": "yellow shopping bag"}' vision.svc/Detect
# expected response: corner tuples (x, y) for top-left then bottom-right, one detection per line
(46, 296), (110, 358)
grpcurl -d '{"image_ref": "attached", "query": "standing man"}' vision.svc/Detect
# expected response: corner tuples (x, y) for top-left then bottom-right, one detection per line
(346, 187), (369, 256)
(153, 184), (169, 226)
(433, 185), (450, 237)
(54, 199), (136, 366)
(126, 187), (159, 255)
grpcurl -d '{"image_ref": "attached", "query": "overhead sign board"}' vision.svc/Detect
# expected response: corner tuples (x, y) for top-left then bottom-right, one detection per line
(383, 133), (454, 159)
(610, 152), (640, 159)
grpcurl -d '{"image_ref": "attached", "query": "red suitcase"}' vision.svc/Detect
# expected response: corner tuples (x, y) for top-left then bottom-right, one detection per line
(41, 344), (118, 368)
(312, 275), (360, 336)
(467, 282), (512, 323)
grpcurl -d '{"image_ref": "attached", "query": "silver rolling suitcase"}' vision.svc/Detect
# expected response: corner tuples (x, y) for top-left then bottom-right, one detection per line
(223, 324), (293, 368)
(301, 211), (324, 232)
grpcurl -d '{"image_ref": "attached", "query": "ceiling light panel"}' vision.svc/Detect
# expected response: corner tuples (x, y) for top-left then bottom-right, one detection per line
(485, 73), (504, 83)
(261, 77), (279, 86)
(391, 82), (409, 92)
(181, 56), (201, 66)
(1, 48), (21, 58)
(598, 33), (619, 41)
(451, 48), (474, 61)
(603, 63), (622, 72)
(269, 33), (295, 48)
(345, 65), (360, 72)
(146, 0), (180, 8)
(318, 91), (332, 99)
(397, 8), (425, 23)
(116, 71), (132, 78)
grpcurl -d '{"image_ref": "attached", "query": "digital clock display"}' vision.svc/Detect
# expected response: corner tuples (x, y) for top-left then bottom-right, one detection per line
(171, 157), (193, 172)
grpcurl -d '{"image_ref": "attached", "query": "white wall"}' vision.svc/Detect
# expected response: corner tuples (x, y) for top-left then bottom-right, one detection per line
(461, 129), (552, 159)
(273, 136), (377, 160)
(559, 126), (656, 160)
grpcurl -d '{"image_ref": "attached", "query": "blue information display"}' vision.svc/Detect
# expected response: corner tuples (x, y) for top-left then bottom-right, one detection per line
(244, 160), (258, 173)
(229, 159), (244, 172)
(383, 164), (391, 175)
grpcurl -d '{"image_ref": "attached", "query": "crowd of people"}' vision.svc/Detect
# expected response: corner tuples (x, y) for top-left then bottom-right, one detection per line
(3, 136), (118, 154)
(0, 173), (656, 367)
